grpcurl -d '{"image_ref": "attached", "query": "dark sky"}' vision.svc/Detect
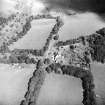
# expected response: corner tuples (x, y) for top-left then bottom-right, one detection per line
(41, 0), (105, 13)
(41, 0), (105, 19)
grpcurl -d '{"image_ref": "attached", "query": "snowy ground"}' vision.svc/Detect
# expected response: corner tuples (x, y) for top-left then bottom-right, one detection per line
(0, 64), (35, 105)
(37, 73), (83, 105)
(9, 19), (56, 50)
(91, 62), (105, 104)
(58, 12), (105, 40)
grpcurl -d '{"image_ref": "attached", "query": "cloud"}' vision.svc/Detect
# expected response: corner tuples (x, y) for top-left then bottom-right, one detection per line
(41, 0), (105, 13)
(41, 0), (105, 21)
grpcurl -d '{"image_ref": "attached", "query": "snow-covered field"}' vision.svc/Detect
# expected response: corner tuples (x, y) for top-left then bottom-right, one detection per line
(59, 12), (105, 41)
(0, 64), (35, 105)
(91, 62), (105, 104)
(9, 19), (56, 50)
(0, 0), (17, 17)
(37, 73), (83, 105)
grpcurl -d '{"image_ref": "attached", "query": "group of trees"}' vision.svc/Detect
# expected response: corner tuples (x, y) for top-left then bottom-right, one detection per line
(9, 49), (40, 64)
(0, 13), (32, 54)
(45, 63), (61, 73)
(20, 62), (46, 105)
(0, 16), (7, 26)
(0, 14), (64, 64)
(9, 53), (37, 64)
(42, 17), (63, 54)
(87, 28), (105, 63)
(45, 63), (97, 105)
(56, 27), (105, 65)
(61, 64), (96, 105)
(0, 14), (16, 28)
(56, 35), (86, 47)
(56, 38), (79, 47)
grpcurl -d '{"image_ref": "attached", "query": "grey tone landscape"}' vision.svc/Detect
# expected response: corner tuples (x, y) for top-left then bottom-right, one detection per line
(0, 0), (105, 105)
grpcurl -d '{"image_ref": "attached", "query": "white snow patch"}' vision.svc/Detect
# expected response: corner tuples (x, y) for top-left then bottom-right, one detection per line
(37, 73), (83, 105)
(0, 64), (35, 105)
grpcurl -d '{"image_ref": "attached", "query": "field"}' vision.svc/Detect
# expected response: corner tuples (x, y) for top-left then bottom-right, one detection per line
(9, 19), (56, 50)
(59, 13), (105, 41)
(0, 64), (35, 105)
